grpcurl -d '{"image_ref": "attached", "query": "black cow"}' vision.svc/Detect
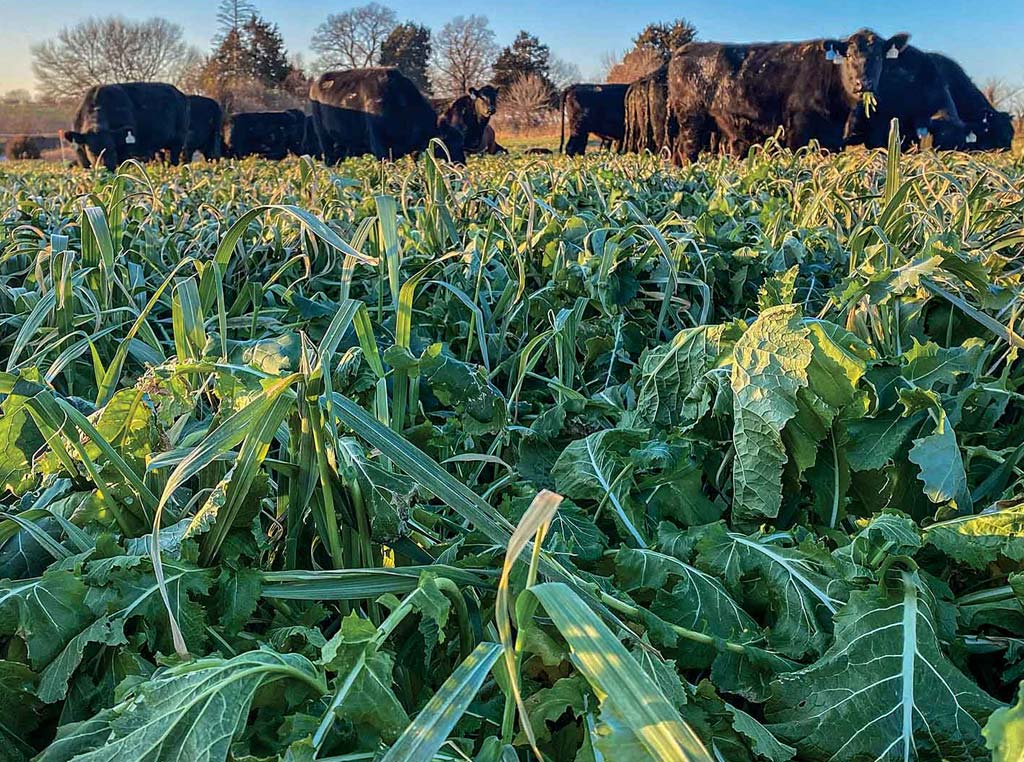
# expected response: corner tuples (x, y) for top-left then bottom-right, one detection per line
(311, 68), (479, 163)
(473, 124), (507, 155)
(668, 29), (910, 163)
(224, 110), (306, 159)
(847, 46), (965, 150)
(184, 95), (223, 160)
(438, 85), (501, 155)
(64, 82), (189, 170)
(624, 65), (672, 155)
(560, 84), (628, 155)
(929, 53), (1015, 150)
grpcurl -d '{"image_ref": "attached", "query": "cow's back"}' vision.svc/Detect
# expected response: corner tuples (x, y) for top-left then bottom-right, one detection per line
(928, 54), (990, 121)
(310, 67), (437, 160)
(928, 53), (1014, 149)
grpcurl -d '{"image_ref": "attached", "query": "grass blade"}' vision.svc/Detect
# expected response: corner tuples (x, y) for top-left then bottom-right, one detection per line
(380, 642), (502, 762)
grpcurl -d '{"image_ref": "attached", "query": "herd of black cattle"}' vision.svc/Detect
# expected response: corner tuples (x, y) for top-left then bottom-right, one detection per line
(61, 28), (1015, 170)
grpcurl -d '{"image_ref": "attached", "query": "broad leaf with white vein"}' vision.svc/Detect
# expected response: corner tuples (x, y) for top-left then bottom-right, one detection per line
(765, 570), (1001, 761)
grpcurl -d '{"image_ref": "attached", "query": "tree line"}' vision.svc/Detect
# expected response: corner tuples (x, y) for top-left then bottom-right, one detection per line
(27, 2), (703, 112)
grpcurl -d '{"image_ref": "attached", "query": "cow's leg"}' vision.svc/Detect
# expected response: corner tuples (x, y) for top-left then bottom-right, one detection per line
(565, 133), (588, 156)
(676, 114), (712, 164)
(167, 141), (183, 166)
(727, 136), (752, 157)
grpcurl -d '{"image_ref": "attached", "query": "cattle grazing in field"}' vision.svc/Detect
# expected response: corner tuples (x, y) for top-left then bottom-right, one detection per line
(311, 68), (499, 163)
(64, 82), (189, 170)
(223, 109), (306, 159)
(929, 53), (1015, 150)
(184, 95), (223, 160)
(623, 65), (672, 155)
(846, 45), (965, 150)
(559, 84), (628, 155)
(667, 29), (910, 163)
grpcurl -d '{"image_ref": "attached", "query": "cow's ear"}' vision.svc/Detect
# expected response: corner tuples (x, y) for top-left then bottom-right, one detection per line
(829, 40), (848, 59)
(321, 78), (334, 90)
(469, 87), (479, 98)
(887, 33), (910, 53)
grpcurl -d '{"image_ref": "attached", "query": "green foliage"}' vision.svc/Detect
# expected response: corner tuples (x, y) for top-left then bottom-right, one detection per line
(1, 145), (1023, 761)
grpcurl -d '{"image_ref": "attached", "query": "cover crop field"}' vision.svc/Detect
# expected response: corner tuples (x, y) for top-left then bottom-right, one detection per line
(2, 139), (1024, 761)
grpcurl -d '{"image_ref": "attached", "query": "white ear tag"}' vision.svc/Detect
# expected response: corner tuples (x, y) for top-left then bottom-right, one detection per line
(825, 47), (836, 61)
(125, 130), (136, 145)
(916, 127), (929, 139)
(966, 131), (977, 144)
(886, 45), (900, 59)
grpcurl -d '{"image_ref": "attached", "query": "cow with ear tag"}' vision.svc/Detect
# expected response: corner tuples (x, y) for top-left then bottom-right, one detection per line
(928, 53), (1015, 151)
(845, 43), (966, 150)
(439, 84), (500, 157)
(667, 29), (909, 163)
(64, 82), (189, 170)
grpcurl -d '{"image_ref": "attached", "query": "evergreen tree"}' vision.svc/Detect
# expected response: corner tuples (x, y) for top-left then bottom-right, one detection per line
(243, 16), (292, 85)
(491, 31), (551, 92)
(201, 11), (301, 108)
(380, 23), (432, 93)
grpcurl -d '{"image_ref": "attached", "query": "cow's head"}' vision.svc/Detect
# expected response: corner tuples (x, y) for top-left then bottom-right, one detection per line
(63, 129), (121, 170)
(970, 109), (1015, 151)
(469, 85), (498, 119)
(833, 29), (910, 105)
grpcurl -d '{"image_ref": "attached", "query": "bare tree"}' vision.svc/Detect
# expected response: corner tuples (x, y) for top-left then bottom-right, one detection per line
(548, 56), (582, 91)
(32, 17), (193, 101)
(311, 2), (397, 70)
(599, 50), (621, 82)
(498, 73), (554, 129)
(605, 47), (663, 84)
(983, 77), (1024, 114)
(431, 15), (498, 97)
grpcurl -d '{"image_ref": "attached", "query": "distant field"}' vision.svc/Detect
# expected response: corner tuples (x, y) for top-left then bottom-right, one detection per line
(1, 147), (1023, 762)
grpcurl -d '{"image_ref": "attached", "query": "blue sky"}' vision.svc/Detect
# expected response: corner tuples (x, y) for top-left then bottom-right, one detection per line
(1, 1), (1020, 94)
